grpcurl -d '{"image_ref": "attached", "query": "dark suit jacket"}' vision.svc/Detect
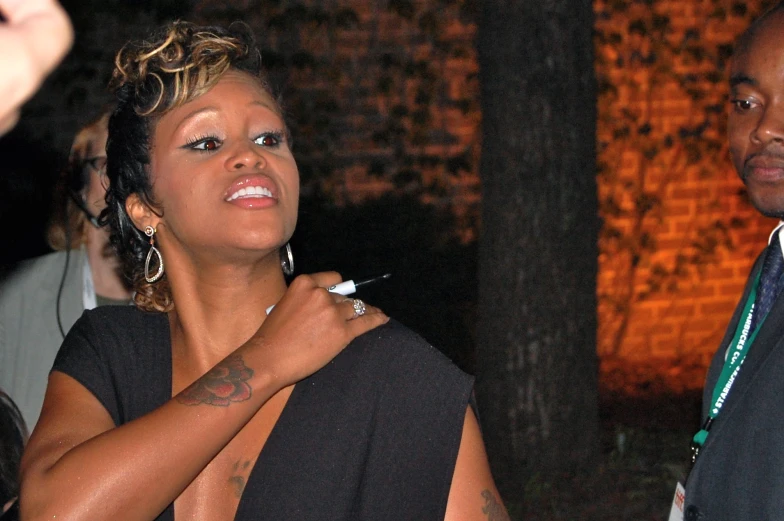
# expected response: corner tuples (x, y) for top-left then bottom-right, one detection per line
(684, 251), (784, 520)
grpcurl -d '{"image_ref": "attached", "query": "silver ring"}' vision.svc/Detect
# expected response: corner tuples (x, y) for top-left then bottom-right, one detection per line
(351, 298), (367, 319)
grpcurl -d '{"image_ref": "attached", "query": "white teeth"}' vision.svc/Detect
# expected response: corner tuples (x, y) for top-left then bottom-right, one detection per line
(226, 186), (273, 201)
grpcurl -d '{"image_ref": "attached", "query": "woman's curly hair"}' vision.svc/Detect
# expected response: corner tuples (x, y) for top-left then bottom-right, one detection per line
(102, 21), (278, 313)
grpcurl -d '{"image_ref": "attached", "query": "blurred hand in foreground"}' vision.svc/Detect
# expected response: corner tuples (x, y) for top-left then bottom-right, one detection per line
(0, 0), (73, 135)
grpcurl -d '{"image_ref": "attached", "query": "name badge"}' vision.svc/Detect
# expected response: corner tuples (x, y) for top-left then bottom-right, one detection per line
(668, 481), (685, 521)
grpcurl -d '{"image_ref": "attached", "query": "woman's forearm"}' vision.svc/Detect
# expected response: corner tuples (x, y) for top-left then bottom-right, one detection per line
(20, 348), (279, 521)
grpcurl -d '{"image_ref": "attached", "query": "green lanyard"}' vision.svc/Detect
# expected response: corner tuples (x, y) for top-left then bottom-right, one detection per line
(690, 271), (763, 463)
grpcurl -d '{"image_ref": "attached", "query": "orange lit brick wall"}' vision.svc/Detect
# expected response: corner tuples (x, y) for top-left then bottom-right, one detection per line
(240, 0), (778, 376)
(193, 0), (777, 377)
(20, 0), (781, 386)
(596, 0), (778, 390)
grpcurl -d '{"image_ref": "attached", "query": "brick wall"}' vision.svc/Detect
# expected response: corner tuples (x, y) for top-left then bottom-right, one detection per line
(595, 0), (779, 389)
(189, 0), (482, 241)
(14, 0), (780, 385)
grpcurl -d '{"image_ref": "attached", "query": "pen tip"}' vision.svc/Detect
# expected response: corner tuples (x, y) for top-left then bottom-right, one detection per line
(381, 273), (392, 279)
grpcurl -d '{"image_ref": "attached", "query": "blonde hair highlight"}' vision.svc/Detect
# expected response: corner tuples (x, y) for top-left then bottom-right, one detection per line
(111, 21), (254, 117)
(133, 276), (173, 313)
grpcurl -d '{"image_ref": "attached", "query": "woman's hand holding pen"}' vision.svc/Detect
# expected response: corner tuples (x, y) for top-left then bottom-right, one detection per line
(251, 272), (389, 386)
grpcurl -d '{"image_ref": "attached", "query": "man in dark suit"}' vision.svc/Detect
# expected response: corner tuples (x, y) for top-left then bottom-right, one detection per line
(683, 3), (784, 520)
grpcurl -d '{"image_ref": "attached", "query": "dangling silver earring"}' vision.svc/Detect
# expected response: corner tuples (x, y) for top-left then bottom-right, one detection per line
(144, 225), (165, 283)
(280, 243), (294, 276)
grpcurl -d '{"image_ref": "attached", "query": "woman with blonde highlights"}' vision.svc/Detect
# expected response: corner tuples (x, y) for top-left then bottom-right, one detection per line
(20, 21), (506, 521)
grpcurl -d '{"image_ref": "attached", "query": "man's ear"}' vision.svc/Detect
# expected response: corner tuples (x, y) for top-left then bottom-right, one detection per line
(125, 193), (160, 231)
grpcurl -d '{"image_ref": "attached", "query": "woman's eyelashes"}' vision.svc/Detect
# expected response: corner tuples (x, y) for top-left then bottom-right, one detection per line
(253, 130), (285, 148)
(184, 135), (222, 152)
(183, 130), (286, 152)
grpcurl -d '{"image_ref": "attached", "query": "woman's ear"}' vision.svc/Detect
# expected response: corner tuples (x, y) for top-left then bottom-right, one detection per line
(125, 193), (160, 231)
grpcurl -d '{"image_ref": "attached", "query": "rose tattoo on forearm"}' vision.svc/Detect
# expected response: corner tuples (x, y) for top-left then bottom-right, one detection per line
(177, 354), (254, 406)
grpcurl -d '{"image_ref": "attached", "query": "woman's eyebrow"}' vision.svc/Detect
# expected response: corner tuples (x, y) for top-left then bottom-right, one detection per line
(172, 106), (219, 134)
(729, 72), (757, 89)
(249, 100), (275, 110)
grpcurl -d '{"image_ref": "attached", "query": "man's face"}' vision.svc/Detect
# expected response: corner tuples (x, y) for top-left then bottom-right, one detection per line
(728, 12), (784, 218)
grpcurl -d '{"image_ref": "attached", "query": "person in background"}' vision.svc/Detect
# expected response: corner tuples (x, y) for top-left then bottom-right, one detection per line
(0, 0), (73, 135)
(0, 389), (26, 521)
(0, 110), (132, 428)
(682, 2), (784, 520)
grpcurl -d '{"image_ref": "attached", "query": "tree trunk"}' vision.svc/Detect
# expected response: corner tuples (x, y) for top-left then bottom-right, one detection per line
(475, 0), (599, 500)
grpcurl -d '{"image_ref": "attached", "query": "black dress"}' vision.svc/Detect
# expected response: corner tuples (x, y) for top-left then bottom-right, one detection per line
(52, 306), (474, 521)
